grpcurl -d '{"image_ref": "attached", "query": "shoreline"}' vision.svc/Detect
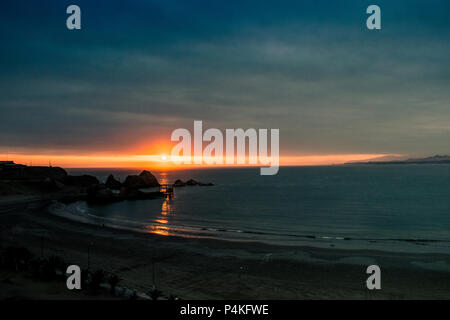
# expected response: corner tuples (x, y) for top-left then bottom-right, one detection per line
(2, 196), (450, 299)
(52, 199), (450, 256)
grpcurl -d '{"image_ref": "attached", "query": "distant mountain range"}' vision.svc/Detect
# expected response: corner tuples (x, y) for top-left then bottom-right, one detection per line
(346, 155), (450, 165)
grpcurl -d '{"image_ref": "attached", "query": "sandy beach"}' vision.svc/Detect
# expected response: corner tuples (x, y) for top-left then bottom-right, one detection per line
(1, 196), (450, 300)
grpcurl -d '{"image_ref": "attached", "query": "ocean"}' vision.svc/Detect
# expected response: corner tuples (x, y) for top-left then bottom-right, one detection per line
(56, 165), (450, 254)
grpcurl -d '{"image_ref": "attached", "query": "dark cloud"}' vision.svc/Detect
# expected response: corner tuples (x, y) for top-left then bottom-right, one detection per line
(0, 0), (449, 156)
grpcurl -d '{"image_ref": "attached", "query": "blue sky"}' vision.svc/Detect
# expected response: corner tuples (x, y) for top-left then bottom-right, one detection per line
(1, 0), (449, 159)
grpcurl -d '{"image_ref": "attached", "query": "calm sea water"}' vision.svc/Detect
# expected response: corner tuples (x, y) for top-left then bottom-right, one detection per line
(60, 165), (450, 253)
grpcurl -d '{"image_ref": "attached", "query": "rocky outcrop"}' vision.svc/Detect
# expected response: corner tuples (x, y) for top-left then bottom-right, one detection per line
(0, 161), (214, 204)
(173, 179), (186, 187)
(199, 182), (214, 186)
(123, 170), (160, 189)
(173, 179), (214, 187)
(139, 170), (160, 187)
(186, 179), (198, 186)
(105, 174), (122, 190)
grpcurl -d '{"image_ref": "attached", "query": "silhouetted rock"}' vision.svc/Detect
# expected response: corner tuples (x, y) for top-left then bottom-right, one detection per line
(105, 174), (122, 190)
(199, 182), (214, 186)
(173, 178), (213, 187)
(186, 179), (198, 186)
(123, 170), (160, 189)
(123, 175), (141, 189)
(1, 161), (216, 204)
(139, 170), (160, 187)
(173, 179), (186, 187)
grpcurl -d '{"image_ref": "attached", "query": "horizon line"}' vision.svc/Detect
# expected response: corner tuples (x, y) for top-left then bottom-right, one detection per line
(1, 152), (403, 169)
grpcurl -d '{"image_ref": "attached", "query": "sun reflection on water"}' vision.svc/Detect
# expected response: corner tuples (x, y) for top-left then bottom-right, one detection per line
(148, 225), (170, 236)
(158, 172), (169, 186)
(146, 171), (174, 236)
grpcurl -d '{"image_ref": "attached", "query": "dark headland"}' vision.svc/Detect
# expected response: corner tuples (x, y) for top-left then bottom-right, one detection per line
(0, 161), (212, 204)
(346, 154), (450, 165)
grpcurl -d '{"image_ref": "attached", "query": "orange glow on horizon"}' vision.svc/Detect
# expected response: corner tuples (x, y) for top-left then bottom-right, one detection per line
(2, 152), (392, 168)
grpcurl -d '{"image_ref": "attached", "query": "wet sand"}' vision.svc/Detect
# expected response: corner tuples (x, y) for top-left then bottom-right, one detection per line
(1, 196), (450, 299)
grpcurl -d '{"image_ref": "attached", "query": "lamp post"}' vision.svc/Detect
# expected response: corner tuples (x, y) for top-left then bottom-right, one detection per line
(40, 236), (44, 258)
(87, 242), (94, 270)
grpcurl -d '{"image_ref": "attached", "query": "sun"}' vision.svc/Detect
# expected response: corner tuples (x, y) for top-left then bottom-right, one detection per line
(161, 154), (168, 161)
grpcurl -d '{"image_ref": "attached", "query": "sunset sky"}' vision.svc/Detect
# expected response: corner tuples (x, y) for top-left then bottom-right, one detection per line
(1, 0), (449, 167)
